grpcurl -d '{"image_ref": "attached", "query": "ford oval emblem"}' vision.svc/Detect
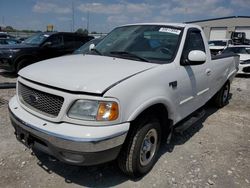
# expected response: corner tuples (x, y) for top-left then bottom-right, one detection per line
(29, 94), (39, 104)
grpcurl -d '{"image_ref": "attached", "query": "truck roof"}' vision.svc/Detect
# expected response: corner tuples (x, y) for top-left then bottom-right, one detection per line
(42, 32), (90, 36)
(121, 23), (192, 28)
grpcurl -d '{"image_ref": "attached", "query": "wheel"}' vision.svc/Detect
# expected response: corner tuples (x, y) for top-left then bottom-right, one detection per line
(214, 81), (230, 108)
(16, 59), (31, 73)
(118, 117), (161, 177)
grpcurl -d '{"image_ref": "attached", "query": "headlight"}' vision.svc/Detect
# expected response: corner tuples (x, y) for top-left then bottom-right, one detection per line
(1, 49), (19, 56)
(1, 49), (19, 53)
(10, 49), (20, 53)
(68, 100), (119, 121)
(0, 49), (11, 54)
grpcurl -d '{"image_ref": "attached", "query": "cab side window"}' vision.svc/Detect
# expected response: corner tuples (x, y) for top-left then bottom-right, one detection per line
(47, 35), (63, 47)
(63, 35), (76, 49)
(181, 29), (205, 63)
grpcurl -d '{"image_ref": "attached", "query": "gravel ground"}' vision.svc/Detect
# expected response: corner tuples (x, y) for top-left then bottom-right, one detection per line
(0, 72), (249, 188)
(0, 70), (17, 83)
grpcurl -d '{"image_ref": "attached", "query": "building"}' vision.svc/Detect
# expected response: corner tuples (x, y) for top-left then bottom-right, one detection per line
(186, 16), (250, 40)
(47, 24), (54, 32)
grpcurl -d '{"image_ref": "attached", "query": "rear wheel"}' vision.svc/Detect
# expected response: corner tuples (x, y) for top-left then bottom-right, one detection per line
(118, 117), (161, 177)
(214, 81), (230, 108)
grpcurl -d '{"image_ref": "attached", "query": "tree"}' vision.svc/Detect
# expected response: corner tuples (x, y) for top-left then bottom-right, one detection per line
(76, 28), (84, 33)
(5, 26), (15, 31)
(75, 28), (88, 35)
(83, 29), (88, 35)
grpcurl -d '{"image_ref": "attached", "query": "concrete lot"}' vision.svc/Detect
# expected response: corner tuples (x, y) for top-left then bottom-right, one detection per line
(0, 72), (249, 188)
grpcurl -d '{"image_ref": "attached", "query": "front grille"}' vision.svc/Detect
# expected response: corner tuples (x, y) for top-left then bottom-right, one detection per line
(242, 67), (250, 73)
(18, 82), (64, 117)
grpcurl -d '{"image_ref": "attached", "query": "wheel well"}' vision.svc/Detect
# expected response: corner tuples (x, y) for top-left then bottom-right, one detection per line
(131, 103), (172, 139)
(14, 56), (34, 71)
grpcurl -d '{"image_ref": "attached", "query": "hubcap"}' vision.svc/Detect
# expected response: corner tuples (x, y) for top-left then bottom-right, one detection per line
(140, 128), (158, 166)
(223, 84), (229, 103)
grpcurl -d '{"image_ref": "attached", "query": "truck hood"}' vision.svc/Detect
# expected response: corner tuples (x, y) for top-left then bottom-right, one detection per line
(19, 54), (157, 94)
(0, 43), (37, 50)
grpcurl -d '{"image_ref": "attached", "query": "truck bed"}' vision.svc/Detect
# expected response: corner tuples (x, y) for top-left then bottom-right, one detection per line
(211, 52), (239, 60)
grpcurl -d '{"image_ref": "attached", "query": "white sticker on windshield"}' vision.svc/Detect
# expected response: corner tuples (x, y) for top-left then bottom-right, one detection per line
(159, 28), (181, 35)
(43, 34), (49, 37)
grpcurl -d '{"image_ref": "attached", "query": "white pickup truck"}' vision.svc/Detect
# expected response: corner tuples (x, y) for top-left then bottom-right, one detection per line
(9, 23), (239, 177)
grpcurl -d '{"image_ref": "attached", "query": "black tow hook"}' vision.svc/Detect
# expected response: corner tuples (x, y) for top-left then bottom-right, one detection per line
(0, 82), (16, 89)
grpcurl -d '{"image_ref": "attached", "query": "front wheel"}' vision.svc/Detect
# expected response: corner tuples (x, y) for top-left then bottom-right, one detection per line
(16, 59), (31, 73)
(214, 81), (230, 108)
(118, 117), (161, 177)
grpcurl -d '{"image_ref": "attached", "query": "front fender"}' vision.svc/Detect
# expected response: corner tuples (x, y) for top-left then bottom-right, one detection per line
(104, 63), (179, 125)
(127, 96), (175, 122)
(14, 54), (36, 67)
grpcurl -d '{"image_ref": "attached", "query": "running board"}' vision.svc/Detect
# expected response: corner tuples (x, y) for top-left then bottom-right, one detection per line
(174, 108), (206, 133)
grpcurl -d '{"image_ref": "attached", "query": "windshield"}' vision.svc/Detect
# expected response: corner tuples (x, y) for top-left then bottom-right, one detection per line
(95, 25), (182, 63)
(23, 33), (49, 45)
(6, 39), (20, 44)
(209, 40), (227, 46)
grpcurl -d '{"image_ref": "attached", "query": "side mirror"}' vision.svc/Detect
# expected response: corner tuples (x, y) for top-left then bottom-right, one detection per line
(89, 43), (95, 51)
(42, 41), (52, 48)
(182, 50), (206, 65)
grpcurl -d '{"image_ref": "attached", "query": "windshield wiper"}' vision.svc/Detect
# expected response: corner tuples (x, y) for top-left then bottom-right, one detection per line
(90, 48), (102, 55)
(109, 51), (149, 62)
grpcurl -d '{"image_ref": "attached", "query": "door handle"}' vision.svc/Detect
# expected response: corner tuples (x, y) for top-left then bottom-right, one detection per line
(206, 69), (211, 76)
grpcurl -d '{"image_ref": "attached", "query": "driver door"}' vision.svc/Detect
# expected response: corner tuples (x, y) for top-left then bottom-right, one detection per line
(39, 34), (64, 61)
(177, 28), (211, 119)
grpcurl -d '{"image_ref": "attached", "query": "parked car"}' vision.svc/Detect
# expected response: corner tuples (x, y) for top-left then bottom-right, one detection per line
(222, 45), (250, 74)
(231, 31), (250, 45)
(208, 39), (232, 55)
(9, 23), (239, 177)
(0, 38), (21, 45)
(73, 37), (104, 54)
(17, 37), (29, 42)
(0, 32), (94, 72)
(0, 32), (15, 39)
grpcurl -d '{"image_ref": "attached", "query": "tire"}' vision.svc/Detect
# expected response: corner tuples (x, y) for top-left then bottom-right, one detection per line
(214, 81), (230, 108)
(118, 117), (161, 177)
(16, 59), (31, 73)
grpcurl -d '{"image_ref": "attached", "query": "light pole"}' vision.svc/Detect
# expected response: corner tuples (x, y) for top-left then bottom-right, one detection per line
(87, 10), (89, 32)
(72, 1), (75, 32)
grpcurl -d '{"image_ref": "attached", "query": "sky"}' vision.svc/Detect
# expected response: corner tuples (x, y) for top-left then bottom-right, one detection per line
(0, 0), (250, 33)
